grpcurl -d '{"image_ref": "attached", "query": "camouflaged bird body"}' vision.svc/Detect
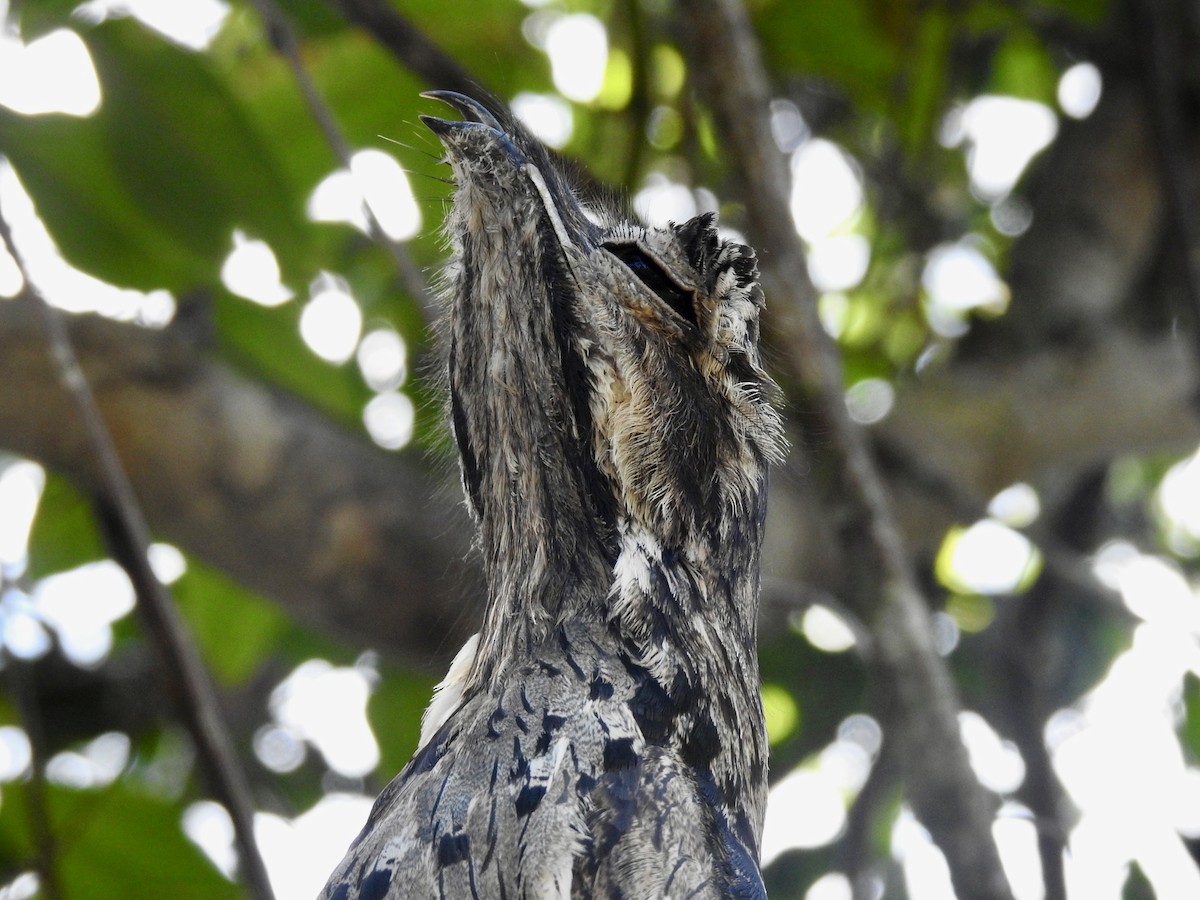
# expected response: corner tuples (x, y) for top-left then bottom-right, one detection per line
(326, 615), (764, 899)
(321, 92), (782, 900)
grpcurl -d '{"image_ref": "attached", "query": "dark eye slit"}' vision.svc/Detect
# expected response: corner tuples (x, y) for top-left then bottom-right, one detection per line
(604, 243), (698, 327)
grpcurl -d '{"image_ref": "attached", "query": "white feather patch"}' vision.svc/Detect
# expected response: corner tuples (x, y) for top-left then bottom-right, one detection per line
(417, 632), (480, 749)
(523, 163), (575, 250)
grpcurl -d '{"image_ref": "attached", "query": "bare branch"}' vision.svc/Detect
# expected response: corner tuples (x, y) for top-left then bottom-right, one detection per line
(0, 303), (1187, 674)
(324, 0), (480, 98)
(673, 1), (1012, 896)
(321, 0), (616, 206)
(0, 224), (274, 899)
(0, 299), (481, 669)
(4, 656), (63, 900)
(248, 0), (438, 324)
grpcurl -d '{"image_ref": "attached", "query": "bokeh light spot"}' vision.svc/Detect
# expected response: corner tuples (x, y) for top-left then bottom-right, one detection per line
(936, 519), (1040, 596)
(511, 92), (574, 149)
(0, 459), (44, 571)
(845, 378), (895, 425)
(1058, 62), (1102, 120)
(0, 238), (23, 297)
(183, 800), (237, 878)
(806, 873), (852, 900)
(0, 726), (32, 781)
(762, 766), (848, 863)
(633, 174), (699, 228)
(545, 14), (607, 103)
(221, 232), (292, 307)
(801, 604), (856, 653)
(255, 795), (375, 899)
(959, 96), (1058, 199)
(35, 560), (137, 666)
(988, 483), (1041, 529)
(357, 328), (408, 392)
(254, 724), (307, 774)
(148, 542), (187, 585)
(363, 392), (416, 451)
(351, 150), (421, 241)
(79, 0), (230, 51)
(922, 242), (1009, 319)
(761, 683), (800, 746)
(960, 711), (1025, 793)
(790, 139), (862, 242)
(300, 274), (362, 364)
(308, 150), (421, 242)
(271, 659), (379, 778)
(807, 234), (870, 293)
(0, 29), (101, 117)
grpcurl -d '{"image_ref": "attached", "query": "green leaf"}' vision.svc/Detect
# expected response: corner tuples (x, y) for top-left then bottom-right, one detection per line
(0, 780), (241, 899)
(1121, 861), (1155, 900)
(1182, 672), (1200, 761)
(172, 554), (289, 685)
(898, 8), (952, 158)
(1042, 0), (1110, 25)
(214, 292), (370, 428)
(226, 28), (426, 194)
(26, 472), (106, 580)
(373, 0), (533, 96)
(368, 665), (436, 779)
(988, 31), (1058, 105)
(0, 19), (310, 292)
(11, 0), (85, 40)
(0, 109), (216, 290)
(756, 0), (899, 113)
(761, 683), (801, 746)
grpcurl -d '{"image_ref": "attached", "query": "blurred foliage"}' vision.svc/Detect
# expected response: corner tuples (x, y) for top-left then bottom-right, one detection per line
(26, 473), (106, 580)
(0, 779), (241, 899)
(1183, 672), (1200, 762)
(3, 0), (1199, 898)
(1121, 863), (1156, 900)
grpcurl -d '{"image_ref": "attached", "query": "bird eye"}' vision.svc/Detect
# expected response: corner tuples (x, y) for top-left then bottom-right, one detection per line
(604, 243), (698, 327)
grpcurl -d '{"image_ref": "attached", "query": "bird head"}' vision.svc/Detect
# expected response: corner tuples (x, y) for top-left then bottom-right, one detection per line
(422, 91), (782, 628)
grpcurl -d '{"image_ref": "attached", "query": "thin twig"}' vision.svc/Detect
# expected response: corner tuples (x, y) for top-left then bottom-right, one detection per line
(248, 0), (439, 325)
(998, 581), (1070, 900)
(997, 468), (1110, 900)
(0, 216), (276, 900)
(324, 0), (479, 97)
(873, 434), (1131, 619)
(759, 577), (875, 658)
(5, 653), (63, 900)
(673, 1), (1013, 897)
(836, 736), (900, 900)
(321, 0), (614, 207)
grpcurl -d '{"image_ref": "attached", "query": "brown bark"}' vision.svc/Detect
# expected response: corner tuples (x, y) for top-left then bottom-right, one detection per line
(0, 295), (480, 670)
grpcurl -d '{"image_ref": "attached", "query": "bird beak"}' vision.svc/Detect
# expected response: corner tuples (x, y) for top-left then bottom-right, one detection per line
(419, 90), (505, 134)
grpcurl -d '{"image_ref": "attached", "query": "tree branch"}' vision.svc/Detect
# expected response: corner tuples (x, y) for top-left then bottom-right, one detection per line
(249, 0), (438, 325)
(0, 22), (1192, 684)
(324, 0), (480, 97)
(5, 655), (63, 900)
(0, 223), (274, 899)
(0, 293), (1191, 675)
(0, 300), (481, 668)
(674, 1), (1012, 896)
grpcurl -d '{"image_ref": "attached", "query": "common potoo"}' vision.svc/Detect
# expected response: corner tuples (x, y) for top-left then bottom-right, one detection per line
(320, 91), (783, 900)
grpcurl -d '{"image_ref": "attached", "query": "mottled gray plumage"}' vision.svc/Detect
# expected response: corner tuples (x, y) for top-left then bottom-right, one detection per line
(320, 92), (783, 900)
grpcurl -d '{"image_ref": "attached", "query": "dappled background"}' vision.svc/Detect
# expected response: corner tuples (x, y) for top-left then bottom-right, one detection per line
(0, 0), (1199, 898)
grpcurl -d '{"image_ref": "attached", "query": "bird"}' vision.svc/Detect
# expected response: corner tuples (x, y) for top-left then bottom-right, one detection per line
(320, 90), (784, 900)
